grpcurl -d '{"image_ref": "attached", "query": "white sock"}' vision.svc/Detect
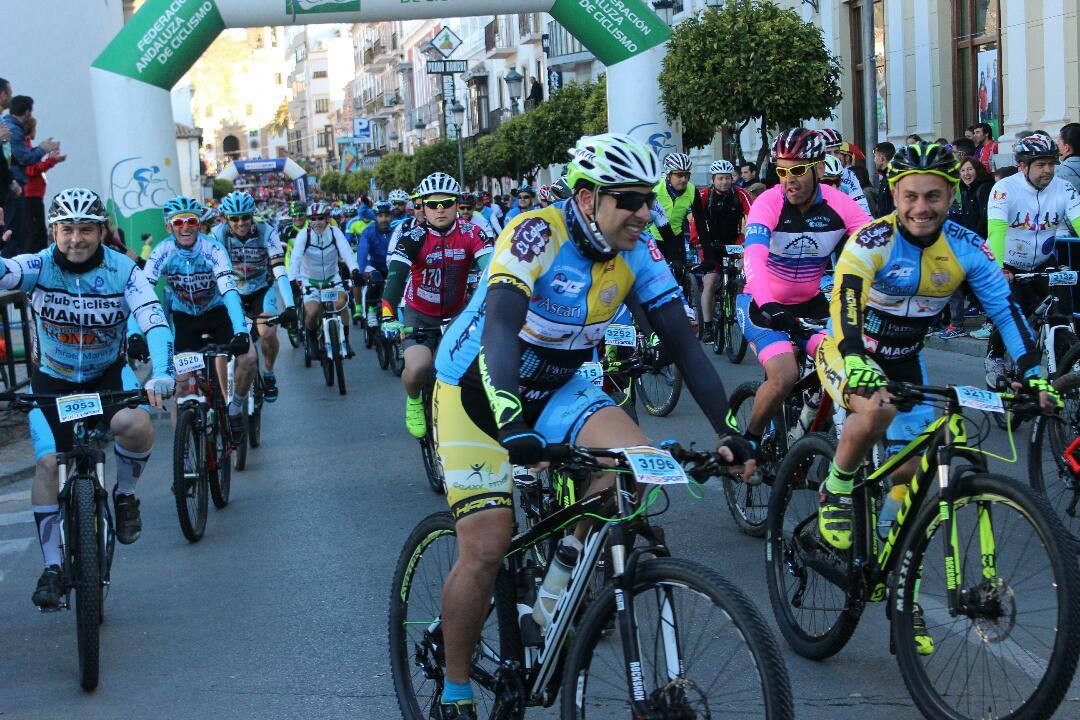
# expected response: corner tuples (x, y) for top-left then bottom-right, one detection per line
(33, 504), (62, 568)
(114, 444), (151, 496)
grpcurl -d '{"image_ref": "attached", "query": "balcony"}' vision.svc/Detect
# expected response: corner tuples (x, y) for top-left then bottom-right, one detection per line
(518, 13), (542, 43)
(546, 20), (590, 64)
(484, 19), (515, 58)
(369, 37), (394, 72)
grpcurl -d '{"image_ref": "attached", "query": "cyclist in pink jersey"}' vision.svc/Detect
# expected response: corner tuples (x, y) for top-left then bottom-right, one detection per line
(737, 128), (871, 470)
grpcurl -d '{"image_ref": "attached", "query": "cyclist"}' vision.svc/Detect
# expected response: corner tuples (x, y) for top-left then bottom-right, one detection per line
(288, 201), (362, 358)
(503, 184), (539, 221)
(738, 128), (871, 478)
(210, 191), (296, 435)
(388, 194), (425, 255)
(380, 172), (492, 439)
(822, 154), (845, 188)
(0, 188), (174, 607)
(140, 196), (249, 411)
(813, 142), (1059, 654)
(651, 151), (707, 281)
(696, 159), (752, 343)
(387, 188), (410, 224)
(199, 204), (220, 235)
(429, 134), (752, 718)
(479, 191), (504, 235)
(820, 128), (873, 215)
(983, 134), (1080, 383)
(345, 201), (373, 249)
(355, 201), (393, 328)
(280, 201), (307, 279)
(458, 193), (495, 237)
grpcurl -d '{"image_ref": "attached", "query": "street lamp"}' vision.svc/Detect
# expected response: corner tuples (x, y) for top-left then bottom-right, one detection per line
(504, 68), (523, 116)
(451, 99), (466, 188)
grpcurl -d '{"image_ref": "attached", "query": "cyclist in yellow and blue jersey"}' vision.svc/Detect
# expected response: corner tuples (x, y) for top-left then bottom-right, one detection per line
(428, 133), (753, 720)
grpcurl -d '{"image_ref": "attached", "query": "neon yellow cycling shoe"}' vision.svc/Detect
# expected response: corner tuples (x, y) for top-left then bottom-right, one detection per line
(912, 603), (935, 655)
(405, 395), (427, 439)
(818, 486), (853, 550)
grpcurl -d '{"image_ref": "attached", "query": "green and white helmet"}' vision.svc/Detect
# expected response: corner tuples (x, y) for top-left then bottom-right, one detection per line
(565, 133), (661, 190)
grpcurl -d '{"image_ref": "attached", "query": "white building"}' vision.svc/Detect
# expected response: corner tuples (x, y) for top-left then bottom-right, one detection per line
(287, 25), (355, 174)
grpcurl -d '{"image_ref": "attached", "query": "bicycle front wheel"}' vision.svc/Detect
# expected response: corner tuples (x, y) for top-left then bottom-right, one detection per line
(560, 556), (794, 719)
(173, 407), (208, 542)
(73, 476), (102, 690)
(635, 363), (682, 417)
(723, 381), (772, 537)
(1029, 370), (1080, 541)
(208, 413), (231, 509)
(893, 472), (1080, 720)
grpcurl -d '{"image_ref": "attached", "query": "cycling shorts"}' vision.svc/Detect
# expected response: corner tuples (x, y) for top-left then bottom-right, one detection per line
(402, 306), (445, 352)
(240, 286), (281, 320)
(735, 293), (828, 364)
(29, 361), (146, 461)
(300, 274), (346, 305)
(173, 305), (233, 354)
(434, 374), (614, 520)
(814, 334), (935, 456)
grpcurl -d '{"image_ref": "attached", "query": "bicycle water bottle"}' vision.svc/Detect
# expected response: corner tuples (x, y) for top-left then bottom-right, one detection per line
(532, 535), (583, 631)
(788, 390), (821, 445)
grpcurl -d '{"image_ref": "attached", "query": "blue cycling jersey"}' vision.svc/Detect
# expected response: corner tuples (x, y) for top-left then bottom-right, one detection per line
(142, 234), (247, 333)
(0, 246), (172, 382)
(210, 221), (286, 296)
(356, 223), (391, 276)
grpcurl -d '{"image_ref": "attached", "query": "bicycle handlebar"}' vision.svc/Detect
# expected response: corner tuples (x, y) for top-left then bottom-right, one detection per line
(0, 389), (149, 413)
(885, 381), (1045, 414)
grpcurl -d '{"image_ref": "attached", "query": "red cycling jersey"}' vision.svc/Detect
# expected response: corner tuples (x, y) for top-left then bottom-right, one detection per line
(385, 218), (492, 318)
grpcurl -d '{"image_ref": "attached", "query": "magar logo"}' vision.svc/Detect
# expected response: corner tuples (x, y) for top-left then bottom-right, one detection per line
(510, 218), (551, 262)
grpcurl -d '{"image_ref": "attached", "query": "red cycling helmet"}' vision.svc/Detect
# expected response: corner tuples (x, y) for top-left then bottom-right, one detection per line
(771, 128), (826, 162)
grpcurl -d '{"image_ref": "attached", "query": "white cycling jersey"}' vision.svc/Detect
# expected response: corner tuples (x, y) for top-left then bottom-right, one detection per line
(839, 167), (872, 217)
(987, 173), (1080, 270)
(288, 225), (359, 282)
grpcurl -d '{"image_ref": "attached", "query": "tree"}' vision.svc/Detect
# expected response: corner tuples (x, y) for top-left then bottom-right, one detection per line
(373, 152), (415, 193)
(344, 169), (374, 198)
(411, 140), (459, 184)
(269, 99), (290, 137)
(319, 171), (342, 195)
(658, 0), (842, 164)
(582, 74), (608, 136)
(211, 177), (234, 199)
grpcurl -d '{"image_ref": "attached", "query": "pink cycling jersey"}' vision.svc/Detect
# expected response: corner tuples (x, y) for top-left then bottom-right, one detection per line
(742, 184), (871, 307)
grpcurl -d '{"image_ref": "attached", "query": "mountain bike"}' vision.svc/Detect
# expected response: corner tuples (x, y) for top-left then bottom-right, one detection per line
(403, 324), (446, 495)
(615, 325), (681, 417)
(704, 246), (748, 362)
(301, 279), (349, 394)
(357, 274), (384, 351)
(766, 381), (1080, 720)
(229, 316), (279, 472)
(1028, 369), (1080, 542)
(390, 443), (794, 719)
(2, 389), (148, 691)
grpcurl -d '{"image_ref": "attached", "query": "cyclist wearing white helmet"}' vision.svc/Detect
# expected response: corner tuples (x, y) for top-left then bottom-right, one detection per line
(696, 159), (752, 342)
(1, 188), (175, 606)
(822, 154), (845, 187)
(652, 151), (708, 280)
(427, 134), (752, 719)
(821, 128), (872, 215)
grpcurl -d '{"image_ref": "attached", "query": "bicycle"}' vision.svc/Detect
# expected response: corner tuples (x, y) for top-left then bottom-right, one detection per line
(402, 324), (446, 495)
(604, 323), (683, 418)
(1028, 369), (1080, 542)
(357, 275), (384, 352)
(299, 279), (349, 394)
(390, 443), (794, 719)
(766, 381), (1080, 720)
(229, 315), (279, 472)
(704, 245), (748, 362)
(2, 389), (149, 691)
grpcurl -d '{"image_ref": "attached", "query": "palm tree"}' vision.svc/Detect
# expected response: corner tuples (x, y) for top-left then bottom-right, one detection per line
(269, 99), (290, 137)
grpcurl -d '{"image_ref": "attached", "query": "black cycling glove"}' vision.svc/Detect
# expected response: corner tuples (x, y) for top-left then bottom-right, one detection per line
(228, 332), (251, 357)
(498, 421), (548, 466)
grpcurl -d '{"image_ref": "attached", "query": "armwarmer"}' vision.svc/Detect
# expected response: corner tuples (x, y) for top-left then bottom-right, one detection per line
(380, 260), (408, 318)
(275, 274), (295, 309)
(478, 285), (529, 428)
(146, 325), (174, 379)
(987, 219), (1008, 268)
(223, 290), (247, 334)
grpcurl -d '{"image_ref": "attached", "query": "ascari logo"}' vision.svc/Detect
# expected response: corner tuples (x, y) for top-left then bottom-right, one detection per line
(287, 0), (360, 14)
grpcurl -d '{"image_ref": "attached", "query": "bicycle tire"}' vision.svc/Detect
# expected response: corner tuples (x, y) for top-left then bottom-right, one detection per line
(421, 436), (444, 495)
(1029, 371), (1080, 541)
(892, 472), (1080, 720)
(286, 327), (300, 349)
(725, 285), (747, 364)
(331, 323), (347, 395)
(560, 556), (794, 720)
(389, 512), (518, 720)
(635, 363), (683, 417)
(765, 432), (861, 659)
(322, 329), (335, 387)
(391, 342), (405, 377)
(303, 329), (313, 368)
(73, 476), (102, 691)
(172, 407), (208, 542)
(711, 296), (725, 355)
(1053, 332), (1080, 378)
(209, 414), (232, 509)
(722, 381), (771, 537)
(364, 324), (375, 350)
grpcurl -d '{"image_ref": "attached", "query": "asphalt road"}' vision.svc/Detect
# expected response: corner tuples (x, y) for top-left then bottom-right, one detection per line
(1, 336), (1078, 719)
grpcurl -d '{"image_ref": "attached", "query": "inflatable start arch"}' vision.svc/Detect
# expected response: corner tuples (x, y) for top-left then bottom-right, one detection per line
(91, 0), (671, 242)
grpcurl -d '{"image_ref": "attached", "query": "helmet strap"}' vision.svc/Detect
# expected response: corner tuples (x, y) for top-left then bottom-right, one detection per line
(570, 194), (616, 260)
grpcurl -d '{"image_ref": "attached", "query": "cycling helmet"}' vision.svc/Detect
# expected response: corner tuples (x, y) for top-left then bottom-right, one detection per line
(887, 141), (960, 187)
(537, 185), (556, 204)
(220, 191), (255, 216)
(288, 200), (306, 217)
(819, 128), (844, 150)
(709, 159), (735, 176)
(374, 201), (393, 214)
(663, 152), (693, 173)
(307, 201), (330, 217)
(550, 177), (572, 200)
(388, 188), (410, 204)
(48, 187), (108, 226)
(416, 172), (461, 198)
(162, 196), (204, 221)
(565, 133), (661, 189)
(1014, 134), (1060, 164)
(200, 205), (220, 223)
(771, 128), (826, 161)
(822, 155), (844, 180)
(330, 205), (343, 218)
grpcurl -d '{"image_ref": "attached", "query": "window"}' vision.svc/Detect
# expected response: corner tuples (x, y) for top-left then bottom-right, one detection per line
(315, 98), (330, 114)
(848, 0), (886, 151)
(313, 70), (328, 79)
(954, 0), (1001, 136)
(275, 73), (282, 85)
(317, 130), (330, 149)
(469, 79), (490, 133)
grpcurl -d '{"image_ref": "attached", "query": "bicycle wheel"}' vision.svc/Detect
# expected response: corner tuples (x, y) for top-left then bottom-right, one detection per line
(209, 413), (231, 509)
(711, 295), (725, 355)
(725, 285), (748, 364)
(765, 432), (862, 659)
(286, 326), (300, 349)
(1054, 333), (1080, 378)
(421, 436), (444, 495)
(892, 472), (1080, 720)
(322, 329), (335, 387)
(248, 398), (262, 449)
(721, 382), (774, 537)
(635, 362), (683, 417)
(172, 407), (208, 542)
(389, 512), (518, 720)
(376, 334), (391, 370)
(391, 341), (405, 377)
(1029, 371), (1080, 541)
(331, 323), (347, 395)
(303, 329), (313, 368)
(73, 476), (102, 691)
(561, 556), (794, 719)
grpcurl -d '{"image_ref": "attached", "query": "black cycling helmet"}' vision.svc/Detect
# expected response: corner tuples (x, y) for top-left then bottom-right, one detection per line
(887, 141), (960, 188)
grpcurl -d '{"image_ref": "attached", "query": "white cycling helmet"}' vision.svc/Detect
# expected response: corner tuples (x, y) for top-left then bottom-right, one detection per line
(416, 172), (461, 198)
(822, 154), (844, 179)
(565, 133), (661, 189)
(48, 187), (108, 226)
(388, 188), (410, 203)
(307, 201), (330, 217)
(709, 160), (735, 176)
(663, 152), (693, 173)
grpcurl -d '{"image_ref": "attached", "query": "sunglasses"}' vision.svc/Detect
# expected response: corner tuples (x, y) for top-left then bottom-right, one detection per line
(604, 189), (657, 212)
(519, 194), (533, 200)
(392, 201), (406, 207)
(227, 214), (253, 222)
(775, 162), (818, 179)
(170, 216), (200, 228)
(424, 198), (458, 210)
(669, 171), (691, 179)
(309, 215), (328, 221)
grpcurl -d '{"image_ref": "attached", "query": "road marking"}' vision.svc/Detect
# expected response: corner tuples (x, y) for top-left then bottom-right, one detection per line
(0, 510), (33, 527)
(0, 537), (34, 555)
(0, 489), (32, 503)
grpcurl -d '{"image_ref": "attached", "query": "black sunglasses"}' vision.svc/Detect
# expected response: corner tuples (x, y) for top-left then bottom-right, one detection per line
(227, 214), (253, 222)
(603, 189), (656, 213)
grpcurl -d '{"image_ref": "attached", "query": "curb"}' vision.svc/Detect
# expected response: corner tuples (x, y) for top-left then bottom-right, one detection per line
(924, 334), (987, 359)
(0, 463), (34, 488)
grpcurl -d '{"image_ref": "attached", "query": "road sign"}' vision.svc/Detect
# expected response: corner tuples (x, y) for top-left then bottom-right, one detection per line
(431, 26), (463, 58)
(352, 118), (372, 143)
(426, 59), (468, 74)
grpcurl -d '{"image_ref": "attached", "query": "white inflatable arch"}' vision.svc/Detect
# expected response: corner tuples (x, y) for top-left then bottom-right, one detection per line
(91, 0), (671, 242)
(218, 157), (309, 202)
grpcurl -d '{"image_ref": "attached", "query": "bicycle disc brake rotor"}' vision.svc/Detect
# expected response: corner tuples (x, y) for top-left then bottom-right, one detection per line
(964, 577), (1017, 643)
(650, 678), (709, 719)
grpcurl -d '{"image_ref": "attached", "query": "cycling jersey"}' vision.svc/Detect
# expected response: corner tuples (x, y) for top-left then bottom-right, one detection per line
(210, 221), (294, 312)
(987, 173), (1080, 270)
(381, 218), (492, 320)
(287, 225), (359, 283)
(482, 203), (504, 234)
(833, 214), (1038, 372)
(143, 235), (244, 330)
(743, 183), (871, 307)
(356, 222), (391, 277)
(695, 185), (752, 252)
(346, 217), (371, 249)
(504, 202), (540, 221)
(0, 246), (171, 382)
(468, 210), (495, 238)
(653, 178), (703, 239)
(839, 167), (872, 216)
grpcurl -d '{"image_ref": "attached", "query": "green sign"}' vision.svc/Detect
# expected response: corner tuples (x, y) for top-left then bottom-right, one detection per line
(549, 0), (670, 66)
(286, 0), (361, 14)
(92, 0), (225, 89)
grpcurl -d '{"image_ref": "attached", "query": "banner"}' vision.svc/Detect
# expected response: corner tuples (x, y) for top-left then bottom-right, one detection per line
(977, 48), (1000, 136)
(286, 0), (361, 14)
(548, 0), (670, 66)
